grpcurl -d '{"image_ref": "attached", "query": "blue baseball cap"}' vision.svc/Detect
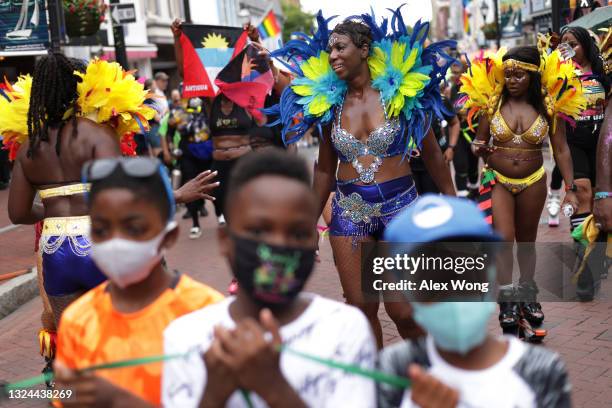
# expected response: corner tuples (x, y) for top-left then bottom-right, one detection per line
(384, 194), (501, 244)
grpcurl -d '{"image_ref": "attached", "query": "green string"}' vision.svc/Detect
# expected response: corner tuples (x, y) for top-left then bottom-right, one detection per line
(2, 345), (410, 398)
(279, 345), (410, 389)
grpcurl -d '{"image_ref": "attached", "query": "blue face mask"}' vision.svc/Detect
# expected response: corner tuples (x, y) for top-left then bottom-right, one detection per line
(412, 302), (495, 355)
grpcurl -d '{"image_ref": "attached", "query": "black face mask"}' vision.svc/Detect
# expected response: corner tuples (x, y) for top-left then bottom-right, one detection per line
(230, 235), (316, 307)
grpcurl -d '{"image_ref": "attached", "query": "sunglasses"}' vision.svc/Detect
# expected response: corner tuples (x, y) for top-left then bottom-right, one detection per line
(82, 157), (162, 182)
(82, 157), (176, 219)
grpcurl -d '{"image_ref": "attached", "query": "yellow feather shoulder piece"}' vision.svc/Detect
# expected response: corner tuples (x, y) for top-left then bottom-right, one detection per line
(0, 75), (32, 160)
(458, 48), (506, 130)
(540, 49), (587, 132)
(74, 59), (156, 137)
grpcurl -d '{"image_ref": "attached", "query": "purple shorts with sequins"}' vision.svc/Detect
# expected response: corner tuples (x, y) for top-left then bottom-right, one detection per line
(329, 175), (418, 239)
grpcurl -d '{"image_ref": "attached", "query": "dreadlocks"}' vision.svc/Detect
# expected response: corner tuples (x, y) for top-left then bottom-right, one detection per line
(26, 53), (84, 158)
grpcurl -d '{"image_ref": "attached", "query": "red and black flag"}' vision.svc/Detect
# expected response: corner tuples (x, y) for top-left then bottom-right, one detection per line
(215, 44), (275, 122)
(180, 24), (248, 98)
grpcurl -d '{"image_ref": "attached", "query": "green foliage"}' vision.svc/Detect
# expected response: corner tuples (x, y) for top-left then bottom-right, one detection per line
(281, 1), (315, 44)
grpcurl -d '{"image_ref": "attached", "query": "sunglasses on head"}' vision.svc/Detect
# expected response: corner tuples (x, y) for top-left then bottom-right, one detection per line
(82, 157), (176, 219)
(82, 157), (162, 182)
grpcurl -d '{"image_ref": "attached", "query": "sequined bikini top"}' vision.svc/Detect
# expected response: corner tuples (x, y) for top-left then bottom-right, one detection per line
(490, 109), (549, 145)
(331, 95), (403, 184)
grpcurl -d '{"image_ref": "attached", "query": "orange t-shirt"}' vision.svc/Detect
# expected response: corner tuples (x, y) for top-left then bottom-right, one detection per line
(57, 273), (223, 406)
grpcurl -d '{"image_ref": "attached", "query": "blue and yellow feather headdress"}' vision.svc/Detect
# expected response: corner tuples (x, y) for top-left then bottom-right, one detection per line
(264, 5), (457, 154)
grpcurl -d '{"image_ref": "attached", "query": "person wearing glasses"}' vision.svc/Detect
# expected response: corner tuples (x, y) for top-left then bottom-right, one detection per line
(53, 157), (223, 407)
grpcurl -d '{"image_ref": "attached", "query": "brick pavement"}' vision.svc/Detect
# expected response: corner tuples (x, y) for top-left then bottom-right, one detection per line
(0, 161), (611, 407)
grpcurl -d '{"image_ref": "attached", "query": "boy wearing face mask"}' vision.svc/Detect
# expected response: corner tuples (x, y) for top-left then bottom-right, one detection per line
(378, 195), (571, 408)
(54, 158), (223, 407)
(162, 149), (377, 408)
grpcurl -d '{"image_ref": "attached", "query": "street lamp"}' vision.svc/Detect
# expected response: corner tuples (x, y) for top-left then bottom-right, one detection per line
(480, 0), (489, 22)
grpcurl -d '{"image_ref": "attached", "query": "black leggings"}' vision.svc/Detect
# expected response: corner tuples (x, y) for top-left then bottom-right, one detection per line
(180, 153), (210, 227)
(453, 136), (479, 191)
(550, 164), (563, 190)
(211, 159), (238, 218)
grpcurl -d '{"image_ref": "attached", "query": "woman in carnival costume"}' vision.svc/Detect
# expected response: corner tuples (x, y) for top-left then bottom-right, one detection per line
(559, 27), (610, 274)
(266, 7), (456, 346)
(459, 45), (584, 332)
(0, 52), (216, 380)
(0, 53), (154, 378)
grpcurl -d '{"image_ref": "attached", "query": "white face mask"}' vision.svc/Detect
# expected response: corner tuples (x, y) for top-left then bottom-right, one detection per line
(91, 221), (177, 289)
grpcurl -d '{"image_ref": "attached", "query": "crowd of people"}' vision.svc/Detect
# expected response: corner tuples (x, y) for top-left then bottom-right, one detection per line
(0, 4), (610, 408)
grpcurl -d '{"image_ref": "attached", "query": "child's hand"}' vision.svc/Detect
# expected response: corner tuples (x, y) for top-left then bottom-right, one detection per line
(54, 361), (124, 408)
(201, 329), (240, 406)
(408, 364), (459, 408)
(214, 309), (284, 397)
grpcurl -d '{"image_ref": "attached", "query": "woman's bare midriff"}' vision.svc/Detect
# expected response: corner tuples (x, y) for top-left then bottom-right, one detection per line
(20, 122), (97, 218)
(212, 134), (252, 161)
(487, 141), (544, 178)
(336, 155), (412, 185)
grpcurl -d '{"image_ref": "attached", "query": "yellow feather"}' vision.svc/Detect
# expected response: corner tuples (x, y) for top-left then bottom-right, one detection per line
(0, 74), (32, 146)
(401, 47), (418, 74)
(308, 94), (331, 116)
(390, 42), (406, 71)
(293, 85), (314, 96)
(75, 59), (152, 137)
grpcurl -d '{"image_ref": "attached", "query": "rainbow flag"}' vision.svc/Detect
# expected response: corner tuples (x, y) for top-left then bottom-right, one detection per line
(258, 9), (281, 40)
(463, 0), (471, 35)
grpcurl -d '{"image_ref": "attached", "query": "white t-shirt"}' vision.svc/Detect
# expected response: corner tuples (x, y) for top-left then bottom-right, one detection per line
(401, 336), (535, 408)
(154, 88), (169, 116)
(162, 294), (377, 408)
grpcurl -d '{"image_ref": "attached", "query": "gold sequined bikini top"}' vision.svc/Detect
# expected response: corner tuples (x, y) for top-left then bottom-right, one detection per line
(490, 109), (549, 145)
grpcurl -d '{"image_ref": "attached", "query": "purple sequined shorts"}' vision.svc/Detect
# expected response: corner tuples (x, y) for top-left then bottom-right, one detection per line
(329, 176), (418, 239)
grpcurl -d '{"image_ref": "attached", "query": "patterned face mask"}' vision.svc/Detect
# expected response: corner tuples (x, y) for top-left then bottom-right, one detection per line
(229, 234), (316, 307)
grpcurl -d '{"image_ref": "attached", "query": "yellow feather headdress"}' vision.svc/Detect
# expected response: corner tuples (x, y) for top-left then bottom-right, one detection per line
(0, 75), (32, 160)
(0, 59), (155, 160)
(74, 59), (156, 138)
(458, 46), (587, 133)
(456, 48), (506, 130)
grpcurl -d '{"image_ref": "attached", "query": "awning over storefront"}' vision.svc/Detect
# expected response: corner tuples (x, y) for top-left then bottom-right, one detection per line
(101, 45), (158, 60)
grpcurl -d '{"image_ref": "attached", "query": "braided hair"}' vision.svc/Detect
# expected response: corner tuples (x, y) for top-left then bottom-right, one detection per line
(27, 53), (84, 157)
(331, 20), (373, 53)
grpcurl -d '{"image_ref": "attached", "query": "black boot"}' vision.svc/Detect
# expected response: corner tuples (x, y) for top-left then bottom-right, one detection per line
(498, 287), (519, 331)
(518, 281), (544, 326)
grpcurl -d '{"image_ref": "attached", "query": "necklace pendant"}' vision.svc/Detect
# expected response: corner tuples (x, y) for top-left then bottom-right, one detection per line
(513, 134), (522, 144)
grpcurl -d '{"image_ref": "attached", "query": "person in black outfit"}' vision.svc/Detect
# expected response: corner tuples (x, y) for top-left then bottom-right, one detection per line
(250, 94), (285, 150)
(177, 97), (214, 239)
(411, 86), (460, 194)
(209, 94), (254, 225)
